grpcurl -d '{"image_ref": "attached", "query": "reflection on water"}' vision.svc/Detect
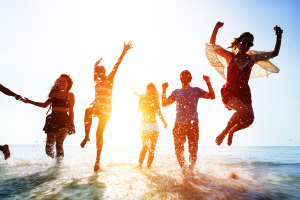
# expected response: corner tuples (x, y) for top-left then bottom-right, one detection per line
(0, 146), (299, 199)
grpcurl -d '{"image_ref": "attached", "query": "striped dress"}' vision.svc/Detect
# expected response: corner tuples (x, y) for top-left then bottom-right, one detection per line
(92, 78), (114, 116)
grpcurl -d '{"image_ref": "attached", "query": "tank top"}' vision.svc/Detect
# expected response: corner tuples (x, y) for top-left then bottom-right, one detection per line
(52, 92), (69, 108)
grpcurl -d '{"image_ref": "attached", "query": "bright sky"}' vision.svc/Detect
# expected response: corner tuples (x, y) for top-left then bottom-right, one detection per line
(0, 0), (299, 147)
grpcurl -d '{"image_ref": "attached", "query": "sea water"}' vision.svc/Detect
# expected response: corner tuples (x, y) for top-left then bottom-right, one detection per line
(0, 145), (299, 200)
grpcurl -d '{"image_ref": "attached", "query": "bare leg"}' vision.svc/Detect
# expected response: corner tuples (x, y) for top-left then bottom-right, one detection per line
(139, 130), (149, 168)
(45, 133), (57, 158)
(0, 145), (10, 160)
(81, 107), (93, 148)
(94, 119), (108, 171)
(55, 128), (68, 163)
(216, 97), (250, 146)
(227, 104), (254, 146)
(147, 131), (158, 168)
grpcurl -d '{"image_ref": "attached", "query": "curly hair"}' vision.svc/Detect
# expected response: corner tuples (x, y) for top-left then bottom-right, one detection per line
(48, 74), (73, 97)
(227, 32), (254, 53)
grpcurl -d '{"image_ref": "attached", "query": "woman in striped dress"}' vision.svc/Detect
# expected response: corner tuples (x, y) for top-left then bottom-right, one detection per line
(80, 41), (133, 171)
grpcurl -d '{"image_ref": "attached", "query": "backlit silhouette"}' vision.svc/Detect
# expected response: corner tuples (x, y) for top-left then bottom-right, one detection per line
(80, 41), (133, 172)
(134, 83), (168, 168)
(162, 70), (215, 173)
(23, 74), (75, 163)
(206, 21), (283, 146)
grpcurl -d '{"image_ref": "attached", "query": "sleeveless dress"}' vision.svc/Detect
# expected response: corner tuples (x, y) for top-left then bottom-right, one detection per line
(221, 59), (253, 106)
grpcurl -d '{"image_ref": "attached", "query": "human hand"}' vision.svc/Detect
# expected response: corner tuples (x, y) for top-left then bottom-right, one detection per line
(274, 25), (283, 35)
(164, 123), (168, 129)
(94, 58), (103, 67)
(203, 75), (210, 83)
(215, 21), (224, 29)
(15, 94), (22, 101)
(162, 82), (169, 90)
(123, 41), (133, 53)
(22, 97), (30, 103)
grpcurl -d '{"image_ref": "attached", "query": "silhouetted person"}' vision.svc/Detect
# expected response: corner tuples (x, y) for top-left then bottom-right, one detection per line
(162, 70), (215, 172)
(207, 21), (283, 146)
(80, 41), (133, 172)
(0, 83), (22, 160)
(135, 83), (168, 168)
(23, 74), (75, 163)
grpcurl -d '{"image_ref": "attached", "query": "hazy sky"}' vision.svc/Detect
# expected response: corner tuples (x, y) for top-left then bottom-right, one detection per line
(1, 0), (299, 147)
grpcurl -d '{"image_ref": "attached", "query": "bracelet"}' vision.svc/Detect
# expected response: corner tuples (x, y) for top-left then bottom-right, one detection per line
(207, 82), (212, 87)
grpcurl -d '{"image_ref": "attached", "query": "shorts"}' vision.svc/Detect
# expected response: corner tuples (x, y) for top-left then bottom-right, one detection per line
(140, 123), (159, 132)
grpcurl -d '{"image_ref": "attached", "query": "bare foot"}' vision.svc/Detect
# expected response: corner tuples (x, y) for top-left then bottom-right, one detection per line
(94, 160), (100, 172)
(215, 132), (227, 146)
(80, 137), (90, 148)
(227, 133), (233, 146)
(3, 144), (10, 160)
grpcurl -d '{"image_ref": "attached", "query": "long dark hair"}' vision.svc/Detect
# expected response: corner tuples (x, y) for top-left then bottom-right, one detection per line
(227, 32), (254, 53)
(48, 74), (73, 98)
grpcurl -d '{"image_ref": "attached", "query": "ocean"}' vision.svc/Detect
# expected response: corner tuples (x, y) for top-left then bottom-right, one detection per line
(0, 145), (299, 200)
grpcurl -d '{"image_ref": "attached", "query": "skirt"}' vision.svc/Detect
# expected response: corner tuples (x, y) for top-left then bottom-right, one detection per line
(43, 111), (76, 135)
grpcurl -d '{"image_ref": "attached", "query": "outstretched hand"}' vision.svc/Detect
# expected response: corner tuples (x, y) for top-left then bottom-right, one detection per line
(22, 97), (30, 103)
(215, 21), (224, 29)
(123, 41), (133, 53)
(203, 75), (210, 83)
(94, 58), (103, 67)
(162, 82), (169, 90)
(15, 94), (22, 101)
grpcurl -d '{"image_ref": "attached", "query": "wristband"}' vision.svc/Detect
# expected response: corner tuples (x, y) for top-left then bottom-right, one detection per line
(207, 82), (212, 87)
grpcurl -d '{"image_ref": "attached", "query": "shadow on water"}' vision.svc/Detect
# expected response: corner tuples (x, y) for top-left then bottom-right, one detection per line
(41, 173), (106, 200)
(140, 170), (274, 200)
(0, 167), (59, 200)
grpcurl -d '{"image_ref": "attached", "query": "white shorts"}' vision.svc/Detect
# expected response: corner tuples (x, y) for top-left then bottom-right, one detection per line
(140, 123), (159, 132)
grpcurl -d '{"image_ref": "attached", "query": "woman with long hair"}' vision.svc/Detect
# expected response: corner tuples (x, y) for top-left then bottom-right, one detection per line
(134, 83), (168, 168)
(24, 74), (75, 162)
(206, 21), (282, 146)
(80, 42), (133, 171)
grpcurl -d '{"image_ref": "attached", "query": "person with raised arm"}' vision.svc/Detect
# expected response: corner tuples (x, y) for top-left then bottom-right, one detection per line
(80, 41), (133, 172)
(162, 70), (215, 172)
(134, 83), (168, 169)
(206, 21), (282, 146)
(0, 83), (23, 160)
(23, 74), (75, 163)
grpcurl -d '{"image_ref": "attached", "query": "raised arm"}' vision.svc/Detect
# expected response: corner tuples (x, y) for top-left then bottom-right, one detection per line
(210, 21), (224, 45)
(272, 26), (283, 57)
(109, 41), (133, 78)
(209, 21), (232, 62)
(157, 108), (168, 129)
(202, 75), (215, 100)
(162, 82), (175, 107)
(0, 84), (22, 100)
